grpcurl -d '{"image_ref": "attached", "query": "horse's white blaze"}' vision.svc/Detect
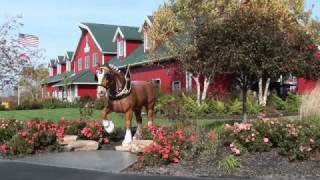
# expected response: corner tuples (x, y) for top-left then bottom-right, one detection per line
(123, 129), (132, 144)
(103, 120), (114, 134)
(96, 69), (105, 86)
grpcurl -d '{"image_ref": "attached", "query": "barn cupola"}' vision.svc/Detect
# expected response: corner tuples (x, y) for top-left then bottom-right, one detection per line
(113, 26), (142, 59)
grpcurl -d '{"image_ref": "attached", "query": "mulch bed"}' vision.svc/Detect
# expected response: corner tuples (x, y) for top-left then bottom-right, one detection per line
(123, 147), (320, 179)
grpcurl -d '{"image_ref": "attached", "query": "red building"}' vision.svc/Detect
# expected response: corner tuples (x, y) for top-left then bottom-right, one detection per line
(45, 16), (231, 101)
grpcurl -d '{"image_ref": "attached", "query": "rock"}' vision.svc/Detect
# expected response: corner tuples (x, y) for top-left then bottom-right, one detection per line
(115, 140), (153, 153)
(131, 140), (153, 153)
(65, 140), (99, 151)
(59, 135), (78, 145)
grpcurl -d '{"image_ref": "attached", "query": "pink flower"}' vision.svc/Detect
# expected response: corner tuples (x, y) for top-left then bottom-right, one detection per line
(103, 137), (109, 144)
(173, 149), (180, 157)
(19, 131), (29, 138)
(229, 143), (235, 148)
(189, 134), (196, 144)
(263, 138), (269, 143)
(163, 153), (169, 159)
(172, 157), (180, 163)
(234, 149), (241, 155)
(0, 144), (9, 153)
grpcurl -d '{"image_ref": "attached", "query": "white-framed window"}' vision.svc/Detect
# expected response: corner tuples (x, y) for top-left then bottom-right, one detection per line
(49, 68), (53, 76)
(117, 39), (125, 57)
(66, 61), (70, 72)
(151, 79), (161, 89)
(144, 32), (149, 52)
(85, 55), (90, 69)
(78, 58), (82, 71)
(57, 64), (61, 74)
(93, 53), (98, 66)
(172, 81), (181, 91)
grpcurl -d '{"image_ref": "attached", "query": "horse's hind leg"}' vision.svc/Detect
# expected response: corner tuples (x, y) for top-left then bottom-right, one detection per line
(146, 103), (154, 126)
(133, 109), (142, 140)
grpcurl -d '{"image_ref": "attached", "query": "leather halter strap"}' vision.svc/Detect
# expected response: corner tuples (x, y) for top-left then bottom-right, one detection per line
(100, 65), (132, 100)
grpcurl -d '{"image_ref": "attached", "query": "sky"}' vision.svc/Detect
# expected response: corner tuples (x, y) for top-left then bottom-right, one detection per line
(0, 0), (319, 65)
(0, 0), (165, 64)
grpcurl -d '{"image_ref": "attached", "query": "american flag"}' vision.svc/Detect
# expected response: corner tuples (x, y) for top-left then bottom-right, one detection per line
(18, 33), (39, 47)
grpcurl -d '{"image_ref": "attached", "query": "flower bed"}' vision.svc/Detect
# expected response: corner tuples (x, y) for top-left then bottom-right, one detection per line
(222, 117), (320, 161)
(138, 124), (196, 166)
(0, 118), (110, 156)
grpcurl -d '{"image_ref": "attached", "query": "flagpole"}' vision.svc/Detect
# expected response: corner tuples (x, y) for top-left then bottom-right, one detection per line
(17, 85), (20, 106)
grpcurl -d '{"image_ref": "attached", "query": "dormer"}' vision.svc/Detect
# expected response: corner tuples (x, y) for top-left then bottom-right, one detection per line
(48, 59), (57, 77)
(65, 51), (74, 72)
(112, 26), (142, 59)
(139, 16), (153, 52)
(57, 56), (65, 74)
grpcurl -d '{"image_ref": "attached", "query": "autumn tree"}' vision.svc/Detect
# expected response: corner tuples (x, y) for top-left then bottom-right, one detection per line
(20, 65), (48, 100)
(149, 0), (237, 103)
(206, 1), (318, 120)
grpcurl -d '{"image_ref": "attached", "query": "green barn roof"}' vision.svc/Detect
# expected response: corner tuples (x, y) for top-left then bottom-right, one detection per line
(81, 23), (119, 53)
(118, 26), (142, 41)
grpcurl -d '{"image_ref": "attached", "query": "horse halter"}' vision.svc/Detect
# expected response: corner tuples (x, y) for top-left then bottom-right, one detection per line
(98, 65), (132, 100)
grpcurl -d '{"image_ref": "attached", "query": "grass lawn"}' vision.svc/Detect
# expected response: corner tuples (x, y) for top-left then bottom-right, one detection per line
(0, 108), (170, 128)
(0, 108), (232, 129)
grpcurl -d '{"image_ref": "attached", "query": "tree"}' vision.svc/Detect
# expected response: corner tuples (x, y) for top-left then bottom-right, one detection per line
(207, 1), (317, 120)
(0, 15), (43, 93)
(149, 0), (237, 103)
(20, 65), (48, 100)
(243, 1), (318, 106)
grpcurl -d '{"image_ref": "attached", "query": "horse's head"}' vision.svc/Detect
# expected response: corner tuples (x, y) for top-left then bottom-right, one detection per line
(96, 64), (131, 98)
(96, 64), (118, 88)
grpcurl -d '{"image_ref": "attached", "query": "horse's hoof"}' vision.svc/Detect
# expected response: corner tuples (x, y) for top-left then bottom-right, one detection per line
(103, 120), (115, 133)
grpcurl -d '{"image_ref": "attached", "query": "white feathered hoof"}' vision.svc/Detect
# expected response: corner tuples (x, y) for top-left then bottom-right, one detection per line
(122, 129), (133, 145)
(103, 120), (115, 134)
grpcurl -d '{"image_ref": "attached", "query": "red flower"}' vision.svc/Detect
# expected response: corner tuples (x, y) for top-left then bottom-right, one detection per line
(176, 130), (184, 140)
(173, 149), (180, 157)
(0, 144), (9, 153)
(18, 131), (29, 138)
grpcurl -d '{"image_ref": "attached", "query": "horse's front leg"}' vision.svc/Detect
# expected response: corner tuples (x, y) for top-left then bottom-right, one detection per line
(101, 107), (115, 133)
(123, 110), (133, 145)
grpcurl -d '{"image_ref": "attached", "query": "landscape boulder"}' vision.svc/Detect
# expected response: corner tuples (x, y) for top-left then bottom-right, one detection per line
(65, 140), (99, 151)
(115, 140), (153, 153)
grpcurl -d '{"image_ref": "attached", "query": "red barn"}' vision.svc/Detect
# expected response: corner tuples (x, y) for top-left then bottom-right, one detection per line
(44, 16), (230, 101)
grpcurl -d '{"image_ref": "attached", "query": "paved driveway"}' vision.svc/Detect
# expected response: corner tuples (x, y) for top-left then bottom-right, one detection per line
(0, 161), (253, 180)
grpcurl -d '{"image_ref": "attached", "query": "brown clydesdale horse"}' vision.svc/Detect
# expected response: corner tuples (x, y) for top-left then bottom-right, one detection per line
(96, 64), (156, 144)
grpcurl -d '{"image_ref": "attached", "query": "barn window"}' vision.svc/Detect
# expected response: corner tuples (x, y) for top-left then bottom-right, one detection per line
(85, 55), (90, 69)
(172, 81), (181, 91)
(151, 79), (161, 89)
(93, 53), (98, 66)
(144, 32), (149, 52)
(117, 40), (125, 57)
(78, 58), (82, 71)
